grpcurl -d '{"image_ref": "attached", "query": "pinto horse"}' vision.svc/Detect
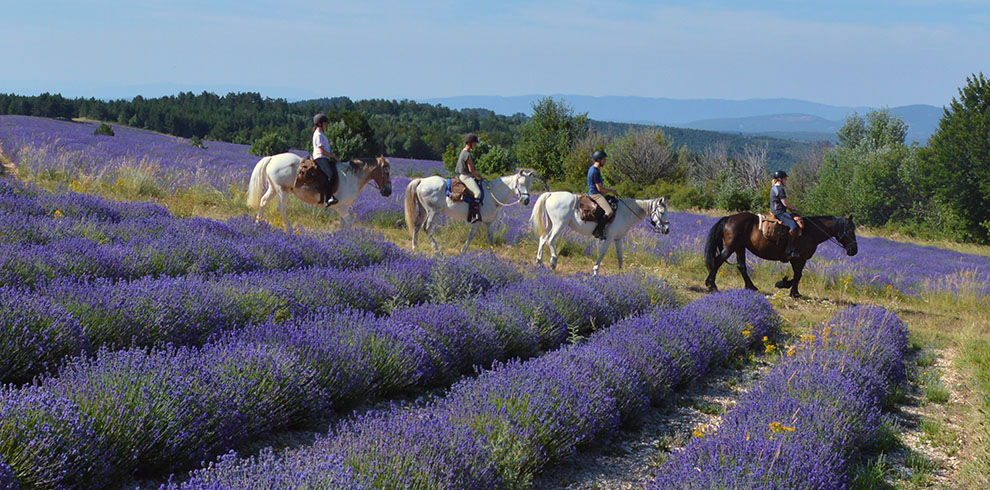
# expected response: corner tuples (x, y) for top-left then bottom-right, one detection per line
(703, 213), (858, 297)
(246, 153), (392, 232)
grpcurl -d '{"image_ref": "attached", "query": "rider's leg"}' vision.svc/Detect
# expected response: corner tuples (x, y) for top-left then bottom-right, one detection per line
(315, 157), (338, 206)
(459, 174), (482, 200)
(776, 212), (800, 258)
(590, 193), (614, 239)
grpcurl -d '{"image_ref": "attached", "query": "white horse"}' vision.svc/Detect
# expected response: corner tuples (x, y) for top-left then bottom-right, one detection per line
(246, 153), (392, 232)
(530, 192), (670, 275)
(404, 170), (537, 253)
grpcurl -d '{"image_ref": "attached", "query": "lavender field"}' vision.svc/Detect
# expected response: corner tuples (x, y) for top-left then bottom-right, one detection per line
(1, 116), (988, 488)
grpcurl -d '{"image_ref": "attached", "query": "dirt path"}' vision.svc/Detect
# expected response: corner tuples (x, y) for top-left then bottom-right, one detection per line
(883, 347), (965, 488)
(532, 360), (772, 490)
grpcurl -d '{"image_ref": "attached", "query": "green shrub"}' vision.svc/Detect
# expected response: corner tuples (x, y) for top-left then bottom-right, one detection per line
(93, 123), (114, 136)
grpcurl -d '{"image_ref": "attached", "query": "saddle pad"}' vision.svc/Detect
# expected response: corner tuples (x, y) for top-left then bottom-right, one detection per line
(446, 177), (483, 203)
(758, 213), (800, 242)
(294, 159), (336, 202)
(578, 194), (618, 222)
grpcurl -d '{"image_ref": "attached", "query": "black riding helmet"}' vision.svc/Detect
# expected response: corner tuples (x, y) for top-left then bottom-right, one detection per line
(772, 170), (788, 179)
(313, 113), (329, 127)
(592, 149), (607, 162)
(465, 133), (479, 144)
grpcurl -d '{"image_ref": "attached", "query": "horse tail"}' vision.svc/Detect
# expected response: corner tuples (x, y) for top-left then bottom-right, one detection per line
(530, 192), (551, 237)
(704, 216), (730, 273)
(246, 155), (273, 208)
(404, 178), (422, 238)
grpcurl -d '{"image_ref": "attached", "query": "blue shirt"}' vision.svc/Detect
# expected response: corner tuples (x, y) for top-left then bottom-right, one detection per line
(587, 165), (603, 195)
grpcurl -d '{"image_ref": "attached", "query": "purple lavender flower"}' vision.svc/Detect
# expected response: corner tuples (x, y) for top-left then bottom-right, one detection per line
(0, 459), (16, 490)
(0, 385), (117, 489)
(0, 287), (88, 384)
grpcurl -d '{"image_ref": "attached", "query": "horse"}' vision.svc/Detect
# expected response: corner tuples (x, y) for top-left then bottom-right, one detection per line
(530, 192), (670, 275)
(246, 153), (392, 232)
(404, 169), (537, 253)
(703, 213), (858, 297)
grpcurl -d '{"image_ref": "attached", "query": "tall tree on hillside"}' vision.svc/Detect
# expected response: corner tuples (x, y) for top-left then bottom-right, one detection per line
(921, 73), (990, 243)
(514, 97), (589, 181)
(807, 109), (916, 226)
(607, 128), (685, 186)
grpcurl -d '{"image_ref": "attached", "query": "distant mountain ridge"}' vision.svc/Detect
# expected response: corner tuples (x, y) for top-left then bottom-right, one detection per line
(419, 95), (942, 143)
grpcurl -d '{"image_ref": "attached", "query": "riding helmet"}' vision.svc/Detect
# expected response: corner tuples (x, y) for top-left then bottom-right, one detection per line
(592, 149), (608, 162)
(772, 170), (788, 179)
(465, 133), (480, 144)
(313, 113), (329, 126)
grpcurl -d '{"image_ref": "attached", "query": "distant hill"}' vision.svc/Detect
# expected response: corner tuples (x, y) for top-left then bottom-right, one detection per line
(420, 94), (942, 144)
(591, 121), (825, 170)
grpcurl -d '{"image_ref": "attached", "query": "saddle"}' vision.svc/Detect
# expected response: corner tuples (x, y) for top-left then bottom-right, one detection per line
(446, 177), (485, 223)
(294, 158), (339, 204)
(578, 194), (619, 223)
(758, 213), (804, 242)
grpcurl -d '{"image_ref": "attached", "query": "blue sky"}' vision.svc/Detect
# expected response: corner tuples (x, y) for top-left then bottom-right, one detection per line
(1, 0), (987, 107)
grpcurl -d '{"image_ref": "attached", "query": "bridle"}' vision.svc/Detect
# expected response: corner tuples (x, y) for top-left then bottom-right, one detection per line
(805, 215), (855, 252)
(366, 157), (391, 193)
(487, 172), (531, 206)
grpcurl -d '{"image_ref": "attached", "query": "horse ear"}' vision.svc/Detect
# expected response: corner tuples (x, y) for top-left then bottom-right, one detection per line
(848, 214), (854, 222)
(660, 196), (667, 204)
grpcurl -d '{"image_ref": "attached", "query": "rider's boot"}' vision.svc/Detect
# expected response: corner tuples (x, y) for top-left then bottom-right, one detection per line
(593, 220), (607, 240)
(784, 228), (801, 258)
(325, 195), (338, 207)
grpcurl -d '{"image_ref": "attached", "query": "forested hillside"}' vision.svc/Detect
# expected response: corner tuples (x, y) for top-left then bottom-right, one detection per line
(0, 92), (818, 167)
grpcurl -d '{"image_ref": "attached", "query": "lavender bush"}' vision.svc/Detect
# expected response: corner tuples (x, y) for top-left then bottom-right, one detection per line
(649, 305), (909, 489)
(172, 290), (778, 489)
(0, 287), (87, 384)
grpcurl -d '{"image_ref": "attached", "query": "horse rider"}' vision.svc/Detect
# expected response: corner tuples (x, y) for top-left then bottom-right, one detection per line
(312, 113), (339, 206)
(770, 170), (801, 258)
(588, 149), (616, 239)
(456, 133), (484, 220)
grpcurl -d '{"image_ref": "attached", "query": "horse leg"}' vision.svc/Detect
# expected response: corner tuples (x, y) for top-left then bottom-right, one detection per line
(704, 246), (733, 293)
(546, 222), (566, 270)
(336, 206), (353, 229)
(736, 250), (758, 291)
(535, 220), (552, 266)
(790, 259), (807, 298)
(592, 239), (611, 276)
(277, 190), (291, 234)
(424, 211), (441, 253)
(615, 239), (624, 271)
(485, 221), (496, 249)
(461, 222), (481, 254)
(256, 185), (276, 223)
(411, 204), (426, 250)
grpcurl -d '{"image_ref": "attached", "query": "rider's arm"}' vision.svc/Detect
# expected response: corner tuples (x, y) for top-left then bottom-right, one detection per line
(780, 197), (797, 212)
(595, 182), (615, 194)
(467, 156), (481, 179)
(319, 144), (338, 160)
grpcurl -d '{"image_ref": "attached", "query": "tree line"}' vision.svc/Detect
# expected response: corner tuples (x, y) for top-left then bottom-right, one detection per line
(3, 75), (988, 244)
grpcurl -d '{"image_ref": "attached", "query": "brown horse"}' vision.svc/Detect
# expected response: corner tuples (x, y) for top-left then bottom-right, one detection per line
(704, 213), (858, 297)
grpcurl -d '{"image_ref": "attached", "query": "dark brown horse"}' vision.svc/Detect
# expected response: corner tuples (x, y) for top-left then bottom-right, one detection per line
(704, 213), (858, 297)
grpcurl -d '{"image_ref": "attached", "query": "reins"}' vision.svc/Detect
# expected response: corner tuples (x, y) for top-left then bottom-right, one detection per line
(486, 175), (528, 207)
(803, 215), (850, 251)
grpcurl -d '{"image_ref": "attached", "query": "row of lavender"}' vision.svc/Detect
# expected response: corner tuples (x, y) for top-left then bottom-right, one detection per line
(0, 251), (525, 385)
(1, 268), (673, 489)
(164, 289), (779, 489)
(649, 305), (908, 489)
(0, 115), (443, 192)
(0, 179), (408, 287)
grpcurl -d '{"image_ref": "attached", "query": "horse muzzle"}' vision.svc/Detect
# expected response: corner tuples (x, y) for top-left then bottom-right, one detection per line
(523, 197), (530, 206)
(846, 245), (858, 256)
(381, 186), (392, 197)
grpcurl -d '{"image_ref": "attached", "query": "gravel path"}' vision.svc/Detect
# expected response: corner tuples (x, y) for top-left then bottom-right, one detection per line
(532, 359), (773, 489)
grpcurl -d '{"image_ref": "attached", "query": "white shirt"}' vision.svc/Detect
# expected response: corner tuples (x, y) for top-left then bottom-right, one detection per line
(313, 129), (332, 158)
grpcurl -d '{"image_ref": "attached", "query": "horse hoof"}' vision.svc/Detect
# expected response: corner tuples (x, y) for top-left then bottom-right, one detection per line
(790, 292), (802, 299)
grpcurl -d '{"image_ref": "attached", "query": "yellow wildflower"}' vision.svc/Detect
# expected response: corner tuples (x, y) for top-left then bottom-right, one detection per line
(53, 209), (64, 220)
(769, 422), (795, 434)
(786, 345), (798, 357)
(693, 428), (706, 438)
